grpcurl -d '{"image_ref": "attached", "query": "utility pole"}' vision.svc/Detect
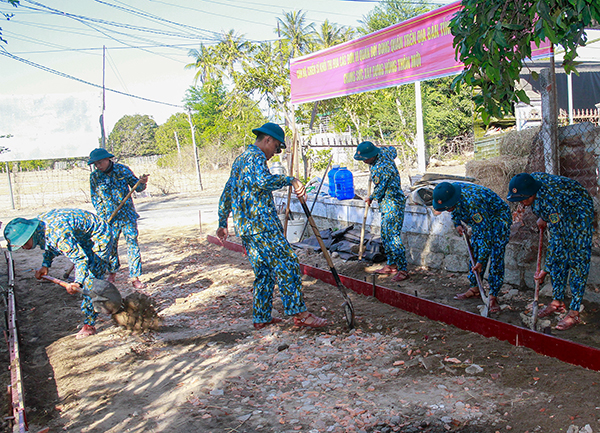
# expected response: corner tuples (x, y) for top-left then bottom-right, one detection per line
(100, 45), (107, 148)
(415, 81), (426, 173)
(5, 162), (14, 209)
(540, 47), (559, 175)
(186, 110), (203, 191)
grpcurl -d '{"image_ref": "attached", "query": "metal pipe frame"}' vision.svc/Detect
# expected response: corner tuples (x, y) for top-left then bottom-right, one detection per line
(207, 235), (600, 372)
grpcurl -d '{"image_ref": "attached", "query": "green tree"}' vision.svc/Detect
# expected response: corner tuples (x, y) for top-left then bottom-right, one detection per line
(422, 77), (473, 156)
(215, 29), (252, 76)
(184, 82), (265, 151)
(359, 0), (433, 34)
(185, 43), (220, 86)
(185, 82), (227, 134)
(154, 112), (190, 155)
(107, 114), (158, 158)
(1, 0), (18, 44)
(276, 10), (316, 58)
(450, 0), (600, 123)
(313, 19), (354, 50)
(185, 30), (251, 91)
(234, 40), (291, 117)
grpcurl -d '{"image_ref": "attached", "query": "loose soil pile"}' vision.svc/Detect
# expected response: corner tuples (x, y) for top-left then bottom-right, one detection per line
(1, 223), (600, 433)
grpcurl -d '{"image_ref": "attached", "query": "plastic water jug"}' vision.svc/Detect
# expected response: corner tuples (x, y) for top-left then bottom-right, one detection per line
(334, 167), (354, 200)
(328, 165), (340, 197)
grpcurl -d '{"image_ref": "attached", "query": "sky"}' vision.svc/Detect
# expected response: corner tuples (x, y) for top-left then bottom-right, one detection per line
(0, 0), (451, 161)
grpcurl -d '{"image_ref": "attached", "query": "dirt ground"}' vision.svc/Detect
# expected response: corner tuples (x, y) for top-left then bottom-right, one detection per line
(2, 217), (600, 433)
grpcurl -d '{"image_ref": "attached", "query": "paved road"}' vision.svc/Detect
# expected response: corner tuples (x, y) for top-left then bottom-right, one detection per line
(136, 194), (221, 229)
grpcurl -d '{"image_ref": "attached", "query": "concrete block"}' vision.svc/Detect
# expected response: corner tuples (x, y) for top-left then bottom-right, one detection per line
(444, 254), (468, 273)
(588, 256), (600, 285)
(522, 269), (535, 289)
(429, 234), (452, 255)
(503, 267), (522, 287)
(539, 282), (553, 297)
(404, 205), (431, 234)
(424, 252), (444, 269)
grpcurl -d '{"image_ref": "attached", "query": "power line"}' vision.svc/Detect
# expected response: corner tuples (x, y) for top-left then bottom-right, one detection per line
(93, 0), (224, 39)
(18, 1), (218, 41)
(0, 47), (186, 109)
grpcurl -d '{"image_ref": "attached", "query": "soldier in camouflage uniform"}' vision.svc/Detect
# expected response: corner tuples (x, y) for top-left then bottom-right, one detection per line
(217, 122), (327, 330)
(3, 209), (116, 338)
(433, 182), (511, 313)
(508, 172), (594, 330)
(89, 148), (149, 290)
(354, 141), (408, 281)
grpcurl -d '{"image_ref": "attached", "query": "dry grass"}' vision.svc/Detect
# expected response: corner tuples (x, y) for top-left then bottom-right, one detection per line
(499, 127), (539, 157)
(466, 156), (528, 199)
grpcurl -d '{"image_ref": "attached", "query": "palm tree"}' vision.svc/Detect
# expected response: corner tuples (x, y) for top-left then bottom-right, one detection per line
(215, 29), (251, 77)
(314, 19), (354, 50)
(276, 10), (316, 58)
(185, 43), (220, 85)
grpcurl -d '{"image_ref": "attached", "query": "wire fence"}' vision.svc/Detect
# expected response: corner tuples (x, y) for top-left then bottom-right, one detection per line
(0, 127), (468, 215)
(0, 153), (230, 213)
(473, 114), (600, 250)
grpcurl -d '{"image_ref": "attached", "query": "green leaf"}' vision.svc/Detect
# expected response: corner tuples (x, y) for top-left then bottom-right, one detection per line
(537, 1), (551, 21)
(501, 23), (525, 31)
(515, 89), (530, 104)
(493, 30), (509, 48)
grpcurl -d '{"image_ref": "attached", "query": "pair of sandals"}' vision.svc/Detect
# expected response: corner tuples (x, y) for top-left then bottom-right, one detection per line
(253, 313), (328, 330)
(454, 287), (500, 313)
(76, 324), (97, 339)
(538, 300), (581, 331)
(373, 266), (410, 282)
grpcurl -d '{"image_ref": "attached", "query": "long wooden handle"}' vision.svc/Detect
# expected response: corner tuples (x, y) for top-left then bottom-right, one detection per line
(299, 198), (336, 270)
(463, 233), (485, 295)
(41, 274), (74, 290)
(297, 193), (355, 329)
(107, 176), (146, 223)
(531, 227), (545, 330)
(300, 155), (333, 239)
(462, 230), (489, 317)
(358, 177), (372, 260)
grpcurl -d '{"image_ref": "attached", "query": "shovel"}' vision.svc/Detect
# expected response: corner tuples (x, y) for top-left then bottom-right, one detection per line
(63, 175), (148, 279)
(531, 227), (545, 330)
(41, 274), (123, 315)
(297, 194), (355, 329)
(462, 230), (489, 317)
(299, 155), (333, 240)
(107, 175), (148, 223)
(358, 177), (372, 261)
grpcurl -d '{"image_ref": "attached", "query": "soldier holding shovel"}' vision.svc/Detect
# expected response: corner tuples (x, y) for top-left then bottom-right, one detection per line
(507, 172), (594, 330)
(4, 209), (116, 338)
(217, 122), (327, 330)
(88, 148), (149, 290)
(354, 141), (409, 282)
(433, 182), (511, 313)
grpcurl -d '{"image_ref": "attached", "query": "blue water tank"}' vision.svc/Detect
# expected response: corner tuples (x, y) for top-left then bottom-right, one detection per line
(334, 167), (354, 200)
(328, 165), (340, 197)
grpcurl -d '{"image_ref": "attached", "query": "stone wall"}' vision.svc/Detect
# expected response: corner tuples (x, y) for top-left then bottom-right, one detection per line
(275, 192), (600, 301)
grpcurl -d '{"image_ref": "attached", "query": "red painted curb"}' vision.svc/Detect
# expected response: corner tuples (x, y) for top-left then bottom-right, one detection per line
(207, 235), (600, 371)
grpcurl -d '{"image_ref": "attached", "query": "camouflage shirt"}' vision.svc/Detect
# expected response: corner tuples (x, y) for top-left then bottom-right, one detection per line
(369, 146), (406, 214)
(218, 144), (293, 236)
(90, 162), (146, 224)
(450, 183), (511, 262)
(37, 208), (114, 286)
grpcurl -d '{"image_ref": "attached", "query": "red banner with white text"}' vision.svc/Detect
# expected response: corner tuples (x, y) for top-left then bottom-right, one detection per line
(290, 1), (552, 104)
